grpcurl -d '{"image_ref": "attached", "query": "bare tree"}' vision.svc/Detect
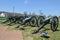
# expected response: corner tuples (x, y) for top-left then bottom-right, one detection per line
(24, 11), (28, 18)
(39, 10), (44, 16)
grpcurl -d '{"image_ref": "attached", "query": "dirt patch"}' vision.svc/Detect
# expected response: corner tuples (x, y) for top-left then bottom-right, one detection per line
(0, 26), (23, 40)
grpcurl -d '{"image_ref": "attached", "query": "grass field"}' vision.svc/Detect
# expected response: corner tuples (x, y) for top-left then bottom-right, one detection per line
(22, 24), (60, 40)
(0, 20), (60, 40)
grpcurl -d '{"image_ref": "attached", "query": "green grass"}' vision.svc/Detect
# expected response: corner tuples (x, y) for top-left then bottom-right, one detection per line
(22, 23), (60, 40)
(0, 21), (60, 40)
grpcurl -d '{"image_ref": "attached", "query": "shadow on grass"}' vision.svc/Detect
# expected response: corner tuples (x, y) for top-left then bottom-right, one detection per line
(55, 29), (60, 32)
(43, 28), (60, 32)
(41, 35), (50, 38)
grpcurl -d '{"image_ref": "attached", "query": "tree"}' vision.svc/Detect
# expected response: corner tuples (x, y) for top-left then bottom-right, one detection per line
(24, 11), (28, 18)
(39, 10), (44, 16)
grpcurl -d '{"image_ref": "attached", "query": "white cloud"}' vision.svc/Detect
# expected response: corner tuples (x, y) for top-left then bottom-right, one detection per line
(24, 0), (28, 4)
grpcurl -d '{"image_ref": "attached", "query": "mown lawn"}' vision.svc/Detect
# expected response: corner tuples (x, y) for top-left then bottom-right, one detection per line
(0, 20), (60, 40)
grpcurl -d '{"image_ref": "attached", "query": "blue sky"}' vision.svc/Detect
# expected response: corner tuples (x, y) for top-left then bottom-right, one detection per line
(0, 0), (60, 16)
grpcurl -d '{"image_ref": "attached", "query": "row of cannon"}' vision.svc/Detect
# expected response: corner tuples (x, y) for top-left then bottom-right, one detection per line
(2, 15), (59, 32)
(2, 15), (45, 26)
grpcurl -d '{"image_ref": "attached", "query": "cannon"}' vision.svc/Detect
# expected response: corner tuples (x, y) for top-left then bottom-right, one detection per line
(16, 16), (37, 28)
(2, 16), (25, 25)
(32, 16), (59, 34)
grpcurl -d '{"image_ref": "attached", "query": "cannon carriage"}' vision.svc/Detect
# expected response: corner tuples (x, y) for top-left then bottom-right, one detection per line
(32, 16), (59, 34)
